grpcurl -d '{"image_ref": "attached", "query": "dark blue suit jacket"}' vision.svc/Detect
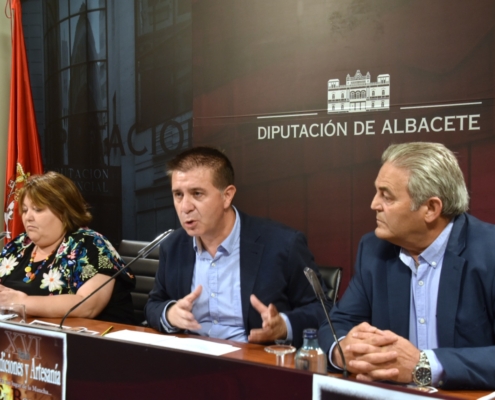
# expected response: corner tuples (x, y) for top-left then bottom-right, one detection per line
(145, 210), (329, 347)
(318, 213), (495, 390)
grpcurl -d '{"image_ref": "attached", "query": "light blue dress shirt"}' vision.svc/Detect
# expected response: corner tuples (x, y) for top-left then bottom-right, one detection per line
(190, 207), (247, 341)
(161, 207), (293, 342)
(329, 222), (453, 387)
(400, 221), (453, 386)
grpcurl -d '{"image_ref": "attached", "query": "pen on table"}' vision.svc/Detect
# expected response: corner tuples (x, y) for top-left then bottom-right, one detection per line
(101, 326), (113, 337)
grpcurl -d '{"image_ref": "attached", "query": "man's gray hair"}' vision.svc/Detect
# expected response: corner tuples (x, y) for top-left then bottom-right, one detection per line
(382, 142), (469, 217)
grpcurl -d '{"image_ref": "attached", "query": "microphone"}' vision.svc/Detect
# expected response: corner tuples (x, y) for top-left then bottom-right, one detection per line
(59, 229), (174, 329)
(137, 229), (173, 258)
(0, 232), (8, 240)
(304, 266), (349, 378)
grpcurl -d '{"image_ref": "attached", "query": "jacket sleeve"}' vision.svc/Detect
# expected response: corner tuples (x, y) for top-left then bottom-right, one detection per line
(318, 237), (373, 368)
(144, 242), (175, 332)
(433, 257), (495, 391)
(433, 346), (495, 390)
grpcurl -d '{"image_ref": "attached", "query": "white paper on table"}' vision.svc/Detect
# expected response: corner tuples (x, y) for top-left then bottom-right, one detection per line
(159, 338), (240, 356)
(105, 330), (178, 345)
(105, 330), (240, 356)
(478, 392), (495, 400)
(0, 313), (17, 320)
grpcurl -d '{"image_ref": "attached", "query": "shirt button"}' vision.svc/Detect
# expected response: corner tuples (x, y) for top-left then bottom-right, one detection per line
(419, 318), (425, 324)
(418, 280), (424, 286)
(211, 262), (216, 267)
(211, 293), (216, 298)
(431, 261), (437, 266)
(213, 320), (218, 324)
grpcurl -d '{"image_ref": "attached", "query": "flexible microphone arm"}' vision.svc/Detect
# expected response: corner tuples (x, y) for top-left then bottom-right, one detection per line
(304, 267), (349, 378)
(59, 229), (174, 329)
(137, 229), (174, 258)
(0, 232), (7, 240)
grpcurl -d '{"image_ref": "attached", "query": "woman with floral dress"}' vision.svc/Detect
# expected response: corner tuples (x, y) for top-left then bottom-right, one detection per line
(0, 172), (136, 324)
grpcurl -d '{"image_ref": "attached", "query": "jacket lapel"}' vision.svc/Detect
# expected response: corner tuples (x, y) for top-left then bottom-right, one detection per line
(179, 238), (196, 297)
(238, 212), (264, 330)
(436, 214), (467, 347)
(387, 255), (411, 338)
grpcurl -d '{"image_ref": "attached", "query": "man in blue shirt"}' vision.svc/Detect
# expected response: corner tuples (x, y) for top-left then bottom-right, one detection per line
(145, 147), (329, 347)
(318, 142), (495, 390)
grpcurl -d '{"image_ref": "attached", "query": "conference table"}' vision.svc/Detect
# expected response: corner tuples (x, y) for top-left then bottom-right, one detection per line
(14, 317), (487, 400)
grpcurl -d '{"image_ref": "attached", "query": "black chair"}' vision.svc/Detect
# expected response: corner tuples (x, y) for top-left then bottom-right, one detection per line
(318, 266), (342, 304)
(118, 240), (159, 325)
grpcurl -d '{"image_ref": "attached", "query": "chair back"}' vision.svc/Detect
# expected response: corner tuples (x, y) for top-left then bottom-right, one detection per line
(118, 240), (160, 325)
(318, 266), (342, 304)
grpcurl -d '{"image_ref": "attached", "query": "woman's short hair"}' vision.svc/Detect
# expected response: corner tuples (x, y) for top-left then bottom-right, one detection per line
(166, 147), (235, 190)
(17, 171), (92, 233)
(382, 142), (469, 217)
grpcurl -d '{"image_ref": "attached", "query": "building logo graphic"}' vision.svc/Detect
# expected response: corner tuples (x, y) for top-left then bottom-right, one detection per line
(328, 70), (390, 114)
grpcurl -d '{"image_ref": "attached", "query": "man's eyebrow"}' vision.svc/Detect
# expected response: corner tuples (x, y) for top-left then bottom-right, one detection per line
(172, 187), (204, 192)
(377, 185), (393, 194)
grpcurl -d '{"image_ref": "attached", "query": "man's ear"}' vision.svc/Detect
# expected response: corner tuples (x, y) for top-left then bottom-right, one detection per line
(424, 197), (443, 223)
(222, 185), (237, 208)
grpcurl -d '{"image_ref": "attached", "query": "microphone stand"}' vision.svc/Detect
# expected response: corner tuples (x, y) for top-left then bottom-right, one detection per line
(59, 229), (174, 329)
(303, 267), (349, 378)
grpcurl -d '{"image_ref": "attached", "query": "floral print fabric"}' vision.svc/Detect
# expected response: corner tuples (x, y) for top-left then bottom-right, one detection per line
(0, 228), (131, 295)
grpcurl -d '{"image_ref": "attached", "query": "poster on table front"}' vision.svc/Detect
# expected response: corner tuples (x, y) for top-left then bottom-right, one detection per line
(0, 322), (66, 400)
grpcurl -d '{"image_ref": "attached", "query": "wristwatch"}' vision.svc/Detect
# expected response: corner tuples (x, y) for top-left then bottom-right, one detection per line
(412, 351), (432, 386)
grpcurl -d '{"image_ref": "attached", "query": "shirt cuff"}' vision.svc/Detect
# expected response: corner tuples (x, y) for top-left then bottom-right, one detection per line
(328, 336), (346, 370)
(423, 349), (444, 387)
(160, 301), (180, 333)
(279, 313), (293, 343)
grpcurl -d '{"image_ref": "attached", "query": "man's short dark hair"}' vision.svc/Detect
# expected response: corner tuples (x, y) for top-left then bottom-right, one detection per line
(167, 147), (235, 190)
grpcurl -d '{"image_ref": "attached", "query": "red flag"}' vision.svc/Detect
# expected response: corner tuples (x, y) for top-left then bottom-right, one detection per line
(3, 0), (43, 242)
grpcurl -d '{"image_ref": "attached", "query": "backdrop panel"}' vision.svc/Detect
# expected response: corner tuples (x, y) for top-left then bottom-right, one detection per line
(192, 0), (495, 290)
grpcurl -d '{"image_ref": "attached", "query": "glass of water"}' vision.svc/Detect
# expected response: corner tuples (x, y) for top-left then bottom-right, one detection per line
(0, 304), (26, 324)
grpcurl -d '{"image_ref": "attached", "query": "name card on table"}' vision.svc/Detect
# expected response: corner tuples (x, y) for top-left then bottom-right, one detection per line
(0, 321), (67, 400)
(313, 374), (447, 400)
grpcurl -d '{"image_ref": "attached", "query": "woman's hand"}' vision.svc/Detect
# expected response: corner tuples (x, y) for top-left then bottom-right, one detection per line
(0, 285), (28, 305)
(0, 274), (114, 318)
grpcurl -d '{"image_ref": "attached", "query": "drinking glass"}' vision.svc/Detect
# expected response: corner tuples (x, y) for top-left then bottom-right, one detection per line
(264, 344), (296, 366)
(0, 304), (26, 323)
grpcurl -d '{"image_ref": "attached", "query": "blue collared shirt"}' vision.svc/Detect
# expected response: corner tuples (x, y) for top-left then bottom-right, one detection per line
(161, 207), (293, 341)
(400, 220), (453, 386)
(190, 207), (246, 341)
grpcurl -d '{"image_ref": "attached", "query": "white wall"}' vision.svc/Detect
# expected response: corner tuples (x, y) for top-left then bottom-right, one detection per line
(0, 14), (12, 233)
